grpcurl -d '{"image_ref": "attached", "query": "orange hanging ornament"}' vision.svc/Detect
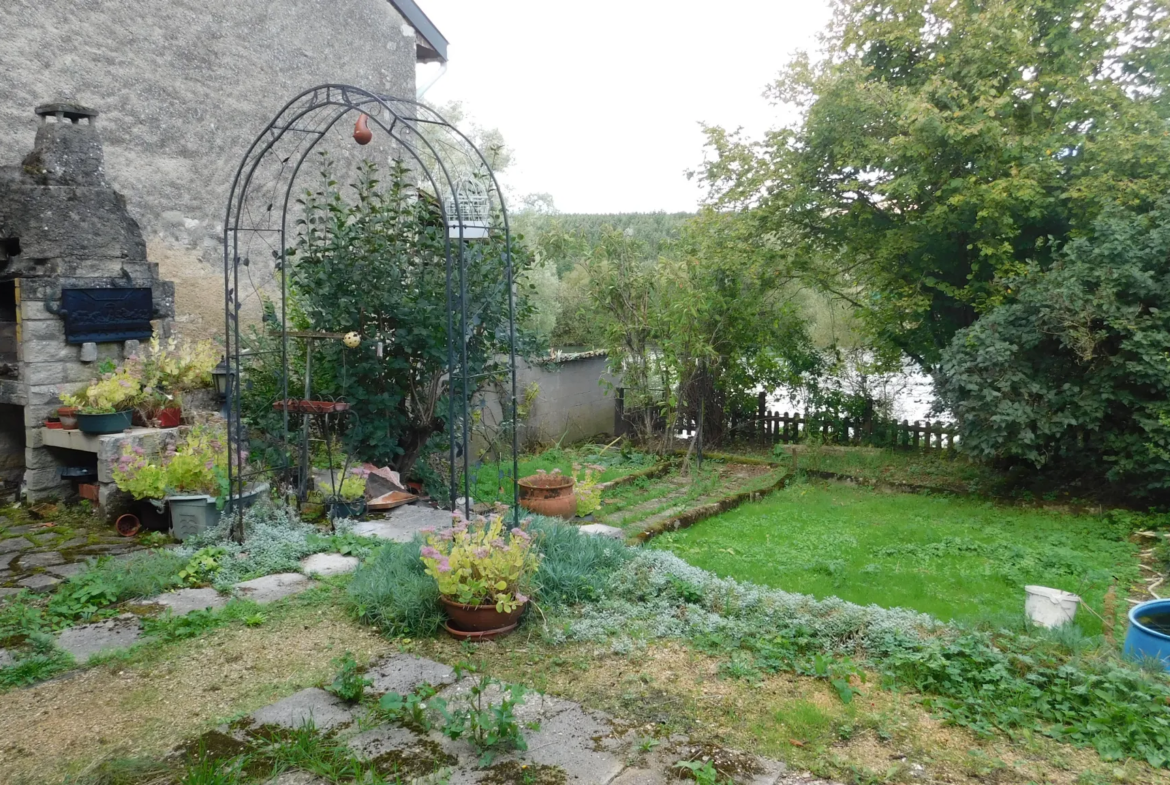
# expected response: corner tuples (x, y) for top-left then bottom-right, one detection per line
(353, 114), (372, 145)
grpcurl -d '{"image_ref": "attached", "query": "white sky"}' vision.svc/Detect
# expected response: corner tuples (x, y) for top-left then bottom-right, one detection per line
(419, 0), (833, 214)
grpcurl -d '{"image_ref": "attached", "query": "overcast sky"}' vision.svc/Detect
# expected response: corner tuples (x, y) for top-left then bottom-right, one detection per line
(419, 0), (833, 214)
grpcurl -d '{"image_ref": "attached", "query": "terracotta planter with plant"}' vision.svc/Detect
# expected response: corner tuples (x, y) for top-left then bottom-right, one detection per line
(518, 469), (576, 520)
(420, 513), (538, 640)
(57, 406), (79, 430)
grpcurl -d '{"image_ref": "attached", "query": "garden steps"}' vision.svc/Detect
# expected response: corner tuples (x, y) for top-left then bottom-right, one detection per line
(224, 653), (824, 785)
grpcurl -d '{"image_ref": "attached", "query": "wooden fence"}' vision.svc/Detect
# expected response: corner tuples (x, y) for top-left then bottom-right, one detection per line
(614, 388), (956, 452)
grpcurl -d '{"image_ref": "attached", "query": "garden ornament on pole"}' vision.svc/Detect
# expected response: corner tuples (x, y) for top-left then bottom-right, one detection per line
(222, 86), (520, 539)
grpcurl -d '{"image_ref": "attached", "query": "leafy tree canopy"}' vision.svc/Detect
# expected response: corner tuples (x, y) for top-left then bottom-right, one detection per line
(937, 200), (1170, 496)
(699, 0), (1170, 366)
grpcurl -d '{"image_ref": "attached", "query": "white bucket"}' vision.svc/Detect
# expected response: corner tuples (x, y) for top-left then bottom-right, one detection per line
(1024, 585), (1080, 628)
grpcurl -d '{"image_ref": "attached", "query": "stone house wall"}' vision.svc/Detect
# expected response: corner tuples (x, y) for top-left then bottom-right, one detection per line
(1, 0), (419, 340)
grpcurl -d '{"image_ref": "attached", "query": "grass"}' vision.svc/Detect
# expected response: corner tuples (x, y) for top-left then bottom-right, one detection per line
(469, 444), (656, 506)
(649, 478), (1139, 631)
(0, 583), (389, 785)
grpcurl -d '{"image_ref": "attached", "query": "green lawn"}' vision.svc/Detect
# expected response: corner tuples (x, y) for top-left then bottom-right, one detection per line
(650, 479), (1139, 632)
(469, 445), (657, 506)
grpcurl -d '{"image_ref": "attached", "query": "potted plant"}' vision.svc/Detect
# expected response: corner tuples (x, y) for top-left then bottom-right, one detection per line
(61, 363), (142, 434)
(126, 332), (219, 427)
(111, 421), (263, 541)
(57, 405), (79, 430)
(420, 513), (538, 640)
(326, 472), (367, 520)
(517, 468), (576, 520)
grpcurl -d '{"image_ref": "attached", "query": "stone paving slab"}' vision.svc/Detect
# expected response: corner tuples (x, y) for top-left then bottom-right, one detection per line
(147, 587), (227, 616)
(56, 616), (142, 663)
(351, 504), (452, 543)
(233, 572), (313, 604)
(248, 687), (355, 731)
(17, 574), (60, 592)
(0, 538), (30, 553)
(45, 562), (86, 578)
(19, 551), (64, 568)
(580, 523), (625, 539)
(0, 552), (17, 569)
(366, 653), (456, 695)
(300, 553), (359, 577)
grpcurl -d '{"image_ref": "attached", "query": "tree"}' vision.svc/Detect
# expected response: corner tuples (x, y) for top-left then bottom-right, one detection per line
(936, 200), (1170, 495)
(699, 0), (1170, 367)
(268, 157), (532, 479)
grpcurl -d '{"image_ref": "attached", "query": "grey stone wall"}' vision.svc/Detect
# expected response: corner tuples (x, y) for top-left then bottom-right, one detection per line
(1, 0), (418, 338)
(477, 354), (621, 453)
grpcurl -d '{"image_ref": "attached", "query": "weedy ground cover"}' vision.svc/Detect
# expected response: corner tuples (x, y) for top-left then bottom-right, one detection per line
(650, 478), (1138, 631)
(470, 444), (657, 505)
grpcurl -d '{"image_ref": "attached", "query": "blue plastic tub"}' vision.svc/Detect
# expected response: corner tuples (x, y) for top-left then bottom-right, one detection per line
(1124, 598), (1170, 669)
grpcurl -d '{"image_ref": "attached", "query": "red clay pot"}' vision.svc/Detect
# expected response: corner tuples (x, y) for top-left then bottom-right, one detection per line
(115, 513), (141, 537)
(517, 474), (577, 520)
(157, 407), (182, 428)
(58, 406), (79, 430)
(439, 595), (526, 634)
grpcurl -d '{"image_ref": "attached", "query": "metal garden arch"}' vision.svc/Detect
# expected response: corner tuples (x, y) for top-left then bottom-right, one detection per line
(222, 85), (519, 533)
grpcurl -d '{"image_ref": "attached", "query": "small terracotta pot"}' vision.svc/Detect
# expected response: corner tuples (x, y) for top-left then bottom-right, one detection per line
(517, 474), (577, 520)
(157, 406), (182, 428)
(439, 595), (526, 634)
(58, 406), (79, 430)
(115, 513), (141, 537)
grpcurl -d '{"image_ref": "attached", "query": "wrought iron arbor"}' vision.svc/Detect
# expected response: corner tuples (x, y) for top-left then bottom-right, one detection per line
(222, 85), (518, 530)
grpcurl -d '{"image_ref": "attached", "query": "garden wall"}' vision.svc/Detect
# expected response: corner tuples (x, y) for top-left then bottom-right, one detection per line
(477, 353), (619, 453)
(1, 0), (419, 340)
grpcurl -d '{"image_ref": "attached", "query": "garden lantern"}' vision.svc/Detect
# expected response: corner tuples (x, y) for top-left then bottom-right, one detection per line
(211, 356), (230, 400)
(445, 175), (490, 239)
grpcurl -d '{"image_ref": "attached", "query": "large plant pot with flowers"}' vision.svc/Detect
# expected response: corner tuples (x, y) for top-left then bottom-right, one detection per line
(420, 514), (538, 641)
(111, 421), (259, 542)
(62, 362), (142, 435)
(517, 469), (577, 520)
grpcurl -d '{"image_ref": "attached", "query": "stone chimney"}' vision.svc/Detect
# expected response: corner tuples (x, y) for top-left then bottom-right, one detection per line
(24, 103), (106, 186)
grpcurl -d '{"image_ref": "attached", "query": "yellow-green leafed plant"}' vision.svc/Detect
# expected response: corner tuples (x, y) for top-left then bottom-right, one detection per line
(111, 422), (235, 503)
(419, 514), (538, 612)
(338, 475), (366, 501)
(60, 365), (142, 414)
(128, 332), (220, 393)
(573, 462), (604, 517)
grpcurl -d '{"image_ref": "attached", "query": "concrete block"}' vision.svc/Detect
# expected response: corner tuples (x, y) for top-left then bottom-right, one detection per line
(299, 552), (359, 577)
(56, 617), (141, 663)
(365, 654), (456, 696)
(232, 572), (312, 604)
(248, 688), (354, 731)
(80, 342), (97, 362)
(146, 587), (227, 616)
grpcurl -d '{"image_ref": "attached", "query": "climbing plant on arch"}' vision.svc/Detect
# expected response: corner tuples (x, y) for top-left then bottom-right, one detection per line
(222, 85), (523, 531)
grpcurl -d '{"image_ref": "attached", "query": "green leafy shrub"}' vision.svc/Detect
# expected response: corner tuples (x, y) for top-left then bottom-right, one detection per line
(348, 539), (444, 636)
(938, 201), (1170, 497)
(112, 423), (236, 502)
(176, 502), (328, 590)
(325, 651), (371, 704)
(435, 669), (527, 767)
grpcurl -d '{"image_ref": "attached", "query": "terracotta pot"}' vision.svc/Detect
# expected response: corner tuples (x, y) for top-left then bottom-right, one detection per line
(44, 419), (63, 430)
(517, 474), (577, 520)
(439, 595), (526, 633)
(157, 406), (182, 428)
(115, 513), (141, 537)
(58, 406), (79, 430)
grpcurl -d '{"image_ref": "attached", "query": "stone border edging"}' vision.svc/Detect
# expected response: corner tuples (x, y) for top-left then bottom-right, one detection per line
(632, 470), (792, 544)
(595, 460), (673, 492)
